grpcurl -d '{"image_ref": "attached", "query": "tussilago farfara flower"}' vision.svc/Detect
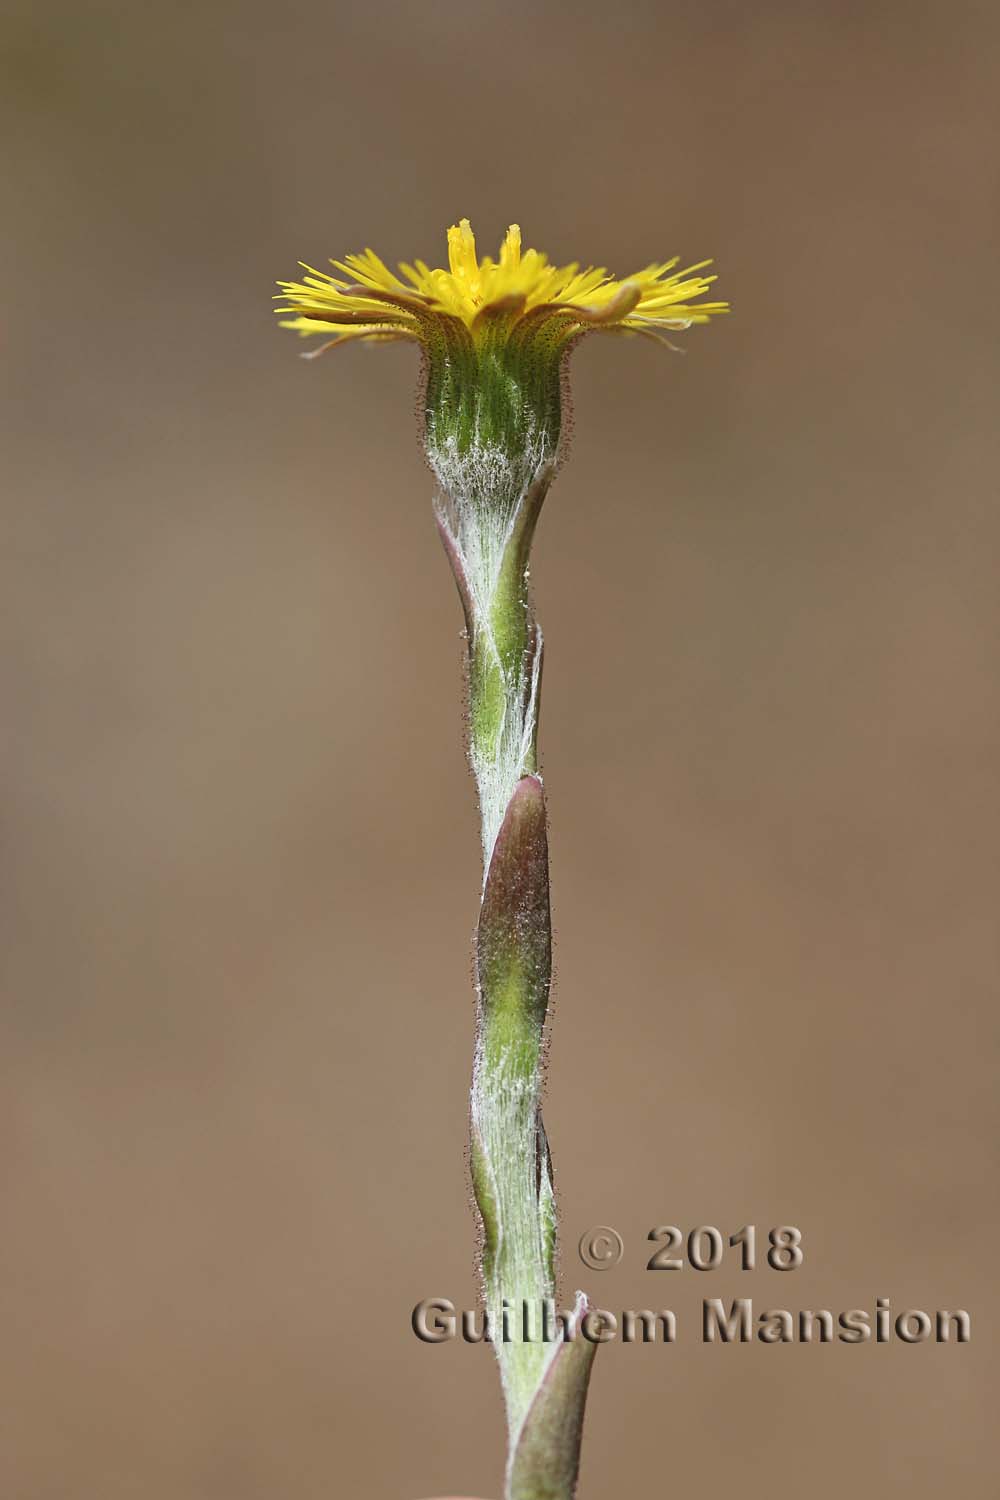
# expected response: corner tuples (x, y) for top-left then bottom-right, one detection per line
(278, 218), (726, 348)
(277, 218), (727, 491)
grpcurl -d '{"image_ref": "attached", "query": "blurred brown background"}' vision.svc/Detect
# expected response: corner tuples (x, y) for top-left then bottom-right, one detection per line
(3, 0), (998, 1495)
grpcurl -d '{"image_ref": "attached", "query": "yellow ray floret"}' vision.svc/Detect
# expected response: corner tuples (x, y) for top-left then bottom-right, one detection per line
(277, 219), (728, 354)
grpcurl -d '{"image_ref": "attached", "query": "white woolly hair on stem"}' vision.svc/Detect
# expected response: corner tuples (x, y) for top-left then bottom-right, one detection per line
(430, 425), (552, 869)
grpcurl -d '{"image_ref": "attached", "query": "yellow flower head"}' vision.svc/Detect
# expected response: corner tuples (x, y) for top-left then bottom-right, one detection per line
(276, 218), (728, 355)
(277, 219), (728, 507)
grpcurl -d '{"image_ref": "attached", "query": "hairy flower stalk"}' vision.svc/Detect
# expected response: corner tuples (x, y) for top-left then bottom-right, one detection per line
(276, 219), (727, 1500)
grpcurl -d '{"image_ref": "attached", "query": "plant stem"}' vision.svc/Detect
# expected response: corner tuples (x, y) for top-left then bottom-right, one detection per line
(435, 454), (596, 1500)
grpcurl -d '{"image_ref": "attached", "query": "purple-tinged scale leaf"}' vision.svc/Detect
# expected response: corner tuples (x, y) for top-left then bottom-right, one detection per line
(506, 1293), (597, 1500)
(477, 774), (551, 1029)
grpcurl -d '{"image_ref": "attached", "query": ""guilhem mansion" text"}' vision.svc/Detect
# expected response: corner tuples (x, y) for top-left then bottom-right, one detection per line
(411, 1296), (971, 1345)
